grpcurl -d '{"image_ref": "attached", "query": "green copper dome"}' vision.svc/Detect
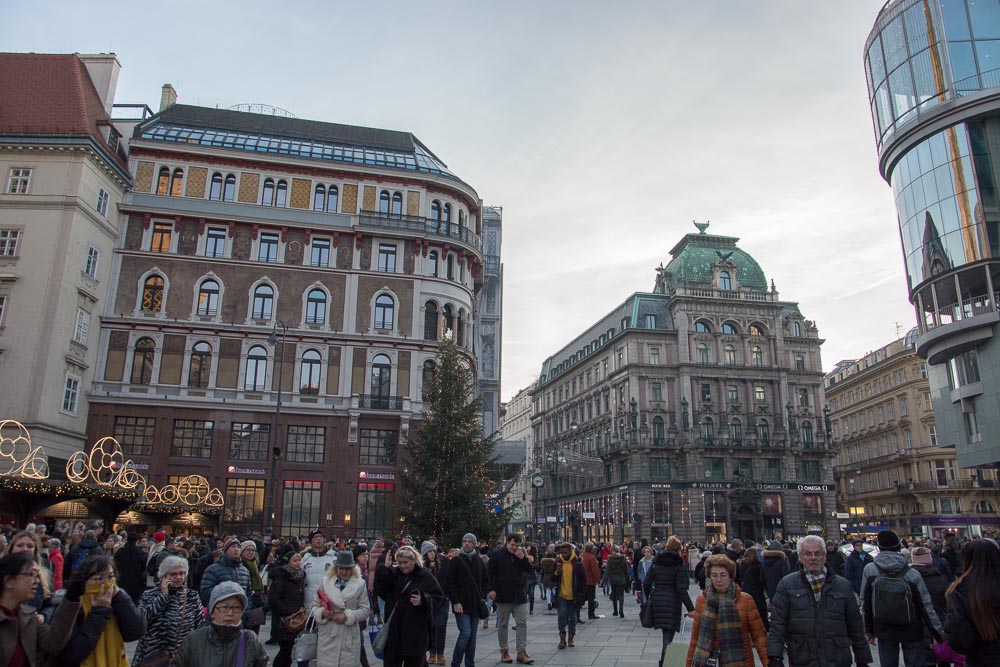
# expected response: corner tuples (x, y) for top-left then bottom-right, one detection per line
(658, 224), (767, 291)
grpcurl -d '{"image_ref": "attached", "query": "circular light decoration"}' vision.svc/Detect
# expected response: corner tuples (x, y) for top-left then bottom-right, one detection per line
(142, 475), (224, 509)
(0, 420), (50, 480)
(66, 438), (144, 491)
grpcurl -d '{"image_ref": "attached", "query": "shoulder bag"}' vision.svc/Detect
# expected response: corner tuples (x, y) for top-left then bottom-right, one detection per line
(372, 580), (412, 659)
(457, 555), (490, 619)
(281, 607), (308, 633)
(137, 592), (186, 667)
(291, 617), (318, 662)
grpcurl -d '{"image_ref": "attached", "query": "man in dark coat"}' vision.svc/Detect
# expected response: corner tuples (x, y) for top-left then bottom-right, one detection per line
(113, 532), (146, 604)
(487, 533), (535, 664)
(767, 535), (872, 667)
(825, 540), (846, 577)
(643, 539), (694, 667)
(844, 540), (872, 595)
(444, 532), (489, 667)
(761, 540), (790, 601)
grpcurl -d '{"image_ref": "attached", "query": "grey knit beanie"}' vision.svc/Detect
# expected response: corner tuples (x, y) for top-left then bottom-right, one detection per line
(208, 581), (247, 615)
(463, 533), (477, 544)
(421, 541), (436, 556)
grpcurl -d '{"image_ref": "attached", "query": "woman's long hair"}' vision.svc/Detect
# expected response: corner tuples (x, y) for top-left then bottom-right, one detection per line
(946, 540), (1000, 641)
(10, 530), (51, 596)
(738, 546), (760, 567)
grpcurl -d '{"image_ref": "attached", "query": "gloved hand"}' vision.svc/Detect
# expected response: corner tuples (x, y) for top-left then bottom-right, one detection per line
(64, 579), (86, 602)
(768, 657), (784, 667)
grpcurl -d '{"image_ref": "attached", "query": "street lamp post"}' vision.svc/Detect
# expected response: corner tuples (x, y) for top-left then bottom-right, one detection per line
(850, 466), (861, 536)
(264, 320), (287, 538)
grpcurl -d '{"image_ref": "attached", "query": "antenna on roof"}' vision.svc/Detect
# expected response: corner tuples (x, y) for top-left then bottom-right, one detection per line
(228, 103), (296, 118)
(895, 322), (903, 338)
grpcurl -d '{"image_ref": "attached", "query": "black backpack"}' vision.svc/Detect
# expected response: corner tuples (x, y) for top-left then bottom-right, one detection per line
(871, 565), (918, 626)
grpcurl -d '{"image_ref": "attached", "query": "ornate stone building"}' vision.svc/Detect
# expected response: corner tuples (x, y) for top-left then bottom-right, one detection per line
(87, 94), (484, 538)
(531, 224), (837, 545)
(477, 206), (502, 436)
(827, 331), (1000, 539)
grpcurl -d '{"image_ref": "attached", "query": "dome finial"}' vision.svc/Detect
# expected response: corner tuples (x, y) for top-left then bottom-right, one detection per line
(694, 220), (710, 234)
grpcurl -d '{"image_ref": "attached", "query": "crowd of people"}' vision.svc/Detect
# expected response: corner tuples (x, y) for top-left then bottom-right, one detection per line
(0, 520), (997, 666)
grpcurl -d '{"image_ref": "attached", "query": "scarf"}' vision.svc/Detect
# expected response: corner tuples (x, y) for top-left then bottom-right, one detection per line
(81, 582), (128, 667)
(804, 570), (826, 603)
(283, 564), (305, 583)
(691, 581), (744, 667)
(243, 557), (262, 593)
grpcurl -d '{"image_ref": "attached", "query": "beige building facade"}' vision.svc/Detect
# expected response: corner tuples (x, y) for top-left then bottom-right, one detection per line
(500, 381), (535, 532)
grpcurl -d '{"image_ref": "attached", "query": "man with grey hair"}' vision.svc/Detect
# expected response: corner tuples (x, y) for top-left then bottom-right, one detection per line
(767, 535), (871, 667)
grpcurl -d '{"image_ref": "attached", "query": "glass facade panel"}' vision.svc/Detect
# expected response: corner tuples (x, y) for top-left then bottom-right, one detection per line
(357, 483), (394, 539)
(224, 478), (264, 536)
(281, 481), (321, 539)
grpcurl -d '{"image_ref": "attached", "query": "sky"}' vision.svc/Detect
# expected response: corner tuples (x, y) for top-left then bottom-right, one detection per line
(3, 1), (911, 402)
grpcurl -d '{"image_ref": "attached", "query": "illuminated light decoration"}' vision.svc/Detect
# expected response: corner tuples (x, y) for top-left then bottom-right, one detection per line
(140, 475), (224, 510)
(66, 437), (144, 491)
(0, 420), (50, 479)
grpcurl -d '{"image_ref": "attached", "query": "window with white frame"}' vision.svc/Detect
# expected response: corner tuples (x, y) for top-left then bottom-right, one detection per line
(310, 238), (331, 267)
(258, 233), (279, 263)
(6, 168), (30, 194)
(0, 230), (20, 257)
(377, 244), (396, 272)
(84, 246), (100, 278)
(73, 307), (90, 345)
(205, 228), (226, 258)
(62, 374), (80, 414)
(96, 188), (110, 216)
(374, 295), (395, 330)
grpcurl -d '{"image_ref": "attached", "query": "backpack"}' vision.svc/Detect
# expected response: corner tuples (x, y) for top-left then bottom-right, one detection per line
(871, 565), (918, 626)
(69, 547), (90, 574)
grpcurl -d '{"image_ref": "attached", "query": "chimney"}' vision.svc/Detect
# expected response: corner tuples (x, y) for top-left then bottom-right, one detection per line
(160, 84), (178, 112)
(78, 53), (121, 115)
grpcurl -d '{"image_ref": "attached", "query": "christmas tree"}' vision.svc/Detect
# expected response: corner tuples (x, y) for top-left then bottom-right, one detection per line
(400, 336), (508, 547)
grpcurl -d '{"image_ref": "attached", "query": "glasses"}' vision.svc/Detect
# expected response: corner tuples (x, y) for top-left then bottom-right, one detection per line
(214, 604), (244, 615)
(800, 551), (825, 559)
(16, 570), (40, 580)
(165, 571), (187, 578)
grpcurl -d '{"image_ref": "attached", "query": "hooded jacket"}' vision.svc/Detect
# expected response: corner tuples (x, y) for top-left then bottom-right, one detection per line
(844, 548), (873, 594)
(642, 549), (693, 632)
(761, 548), (790, 600)
(860, 550), (943, 642)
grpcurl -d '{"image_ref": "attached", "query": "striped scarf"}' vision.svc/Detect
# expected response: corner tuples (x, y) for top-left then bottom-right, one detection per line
(804, 570), (826, 602)
(691, 581), (744, 667)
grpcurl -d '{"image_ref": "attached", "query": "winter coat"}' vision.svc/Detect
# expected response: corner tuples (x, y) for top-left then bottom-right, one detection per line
(826, 548), (846, 577)
(553, 553), (587, 604)
(767, 566), (871, 667)
(313, 565), (370, 667)
(761, 549), (790, 600)
(133, 586), (203, 666)
(63, 537), (104, 580)
(199, 555), (251, 605)
(540, 556), (558, 589)
(487, 546), (533, 604)
(642, 549), (694, 632)
(581, 551), (601, 586)
(912, 563), (950, 645)
(48, 550), (65, 592)
(171, 624), (269, 667)
(374, 564), (444, 658)
(51, 589), (145, 666)
(443, 551), (488, 611)
(114, 542), (147, 603)
(686, 586), (768, 667)
(945, 578), (1000, 667)
(860, 550), (943, 642)
(267, 564), (306, 643)
(0, 596), (80, 666)
(605, 554), (629, 586)
(737, 560), (768, 624)
(844, 549), (872, 594)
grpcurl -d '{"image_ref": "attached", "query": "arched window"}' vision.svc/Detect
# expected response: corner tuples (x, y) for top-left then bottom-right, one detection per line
(378, 191), (390, 214)
(729, 418), (742, 444)
(443, 304), (454, 335)
(223, 174), (236, 201)
(189, 341), (212, 388)
(374, 295), (394, 330)
(457, 310), (466, 346)
(170, 168), (184, 197)
(757, 419), (771, 445)
(802, 421), (814, 447)
(252, 284), (274, 320)
(447, 254), (455, 280)
(305, 288), (327, 325)
(131, 337), (155, 384)
(751, 345), (764, 367)
(721, 322), (738, 335)
(652, 416), (665, 444)
(724, 344), (737, 365)
(209, 173), (223, 200)
(459, 210), (466, 229)
(428, 250), (439, 277)
(422, 359), (436, 400)
(275, 180), (288, 207)
(697, 343), (709, 364)
(244, 345), (268, 391)
(197, 279), (220, 316)
(694, 321), (711, 333)
(792, 321), (802, 337)
(327, 185), (339, 213)
(430, 200), (441, 220)
(424, 302), (439, 340)
(300, 349), (322, 395)
(371, 354), (391, 397)
(976, 500), (996, 514)
(391, 192), (403, 216)
(141, 275), (164, 312)
(156, 167), (170, 196)
(749, 323), (765, 336)
(313, 184), (326, 211)
(719, 270), (732, 291)
(262, 178), (275, 206)
(701, 417), (715, 444)
(443, 203), (452, 224)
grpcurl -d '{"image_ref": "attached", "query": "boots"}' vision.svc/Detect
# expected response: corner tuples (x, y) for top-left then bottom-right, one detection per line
(558, 632), (566, 649)
(500, 649), (513, 663)
(568, 633), (576, 647)
(516, 650), (535, 664)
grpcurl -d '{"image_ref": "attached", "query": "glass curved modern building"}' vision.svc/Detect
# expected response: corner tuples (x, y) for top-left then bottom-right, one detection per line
(866, 0), (1000, 467)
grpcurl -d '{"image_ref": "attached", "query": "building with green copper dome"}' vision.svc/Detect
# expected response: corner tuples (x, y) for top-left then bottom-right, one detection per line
(528, 223), (837, 544)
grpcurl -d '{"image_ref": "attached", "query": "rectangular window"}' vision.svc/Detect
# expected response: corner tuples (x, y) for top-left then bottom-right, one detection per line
(618, 459), (629, 482)
(225, 478), (265, 535)
(151, 222), (172, 253)
(205, 228), (226, 258)
(310, 238), (331, 267)
(648, 346), (660, 365)
(282, 480), (321, 539)
(644, 314), (656, 328)
(701, 383), (712, 402)
(964, 400), (982, 442)
(947, 349), (981, 388)
(900, 397), (908, 416)
(651, 492), (670, 524)
(929, 425), (937, 446)
(728, 386), (739, 403)
(84, 246), (100, 278)
(359, 428), (397, 466)
(286, 425), (325, 463)
(61, 375), (80, 414)
(649, 458), (670, 480)
(735, 458), (753, 480)
(705, 457), (725, 480)
(1, 295), (10, 326)
(794, 355), (805, 371)
(229, 422), (270, 461)
(171, 419), (213, 458)
(6, 168), (30, 194)
(96, 188), (109, 216)
(377, 244), (397, 272)
(113, 416), (155, 456)
(258, 233), (279, 262)
(802, 493), (823, 516)
(802, 460), (821, 482)
(651, 382), (662, 402)
(357, 483), (394, 539)
(764, 458), (781, 481)
(73, 307), (90, 345)
(0, 230), (20, 257)
(798, 388), (810, 407)
(754, 385), (766, 402)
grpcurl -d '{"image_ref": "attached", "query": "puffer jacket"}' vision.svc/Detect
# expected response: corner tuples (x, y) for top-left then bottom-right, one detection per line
(171, 624), (269, 667)
(605, 553), (629, 586)
(767, 566), (871, 667)
(860, 551), (943, 642)
(761, 549), (790, 600)
(686, 586), (768, 667)
(199, 555), (251, 605)
(540, 556), (558, 589)
(267, 564), (306, 643)
(642, 549), (693, 632)
(843, 549), (872, 595)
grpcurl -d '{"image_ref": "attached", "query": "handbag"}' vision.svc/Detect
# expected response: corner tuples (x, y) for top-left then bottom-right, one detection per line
(137, 591), (187, 667)
(456, 555), (490, 620)
(292, 617), (318, 662)
(281, 607), (308, 633)
(640, 600), (655, 628)
(372, 580), (411, 659)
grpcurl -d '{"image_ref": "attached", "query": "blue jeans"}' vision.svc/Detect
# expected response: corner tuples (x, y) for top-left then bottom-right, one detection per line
(557, 597), (577, 634)
(877, 638), (930, 667)
(452, 612), (479, 667)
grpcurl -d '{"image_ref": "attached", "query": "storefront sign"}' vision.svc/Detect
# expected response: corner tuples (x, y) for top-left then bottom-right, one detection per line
(797, 484), (830, 492)
(582, 512), (596, 520)
(650, 483), (673, 490)
(359, 471), (395, 480)
(546, 516), (557, 523)
(756, 483), (788, 491)
(227, 466), (265, 475)
(690, 482), (732, 489)
(132, 462), (150, 470)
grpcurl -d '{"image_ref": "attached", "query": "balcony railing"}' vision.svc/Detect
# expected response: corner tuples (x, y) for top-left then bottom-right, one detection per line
(923, 292), (999, 330)
(359, 394), (403, 410)
(358, 211), (482, 250)
(954, 66), (1000, 98)
(672, 285), (778, 302)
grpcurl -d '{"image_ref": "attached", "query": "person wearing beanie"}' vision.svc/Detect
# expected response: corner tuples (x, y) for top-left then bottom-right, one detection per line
(909, 546), (950, 648)
(845, 540), (874, 595)
(239, 540), (265, 630)
(551, 541), (586, 649)
(443, 532), (489, 666)
(860, 530), (944, 666)
(173, 580), (269, 666)
(421, 540), (449, 664)
(198, 536), (252, 608)
(268, 545), (305, 667)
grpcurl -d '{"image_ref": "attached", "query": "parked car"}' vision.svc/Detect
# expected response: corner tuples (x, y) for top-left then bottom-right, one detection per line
(838, 542), (880, 559)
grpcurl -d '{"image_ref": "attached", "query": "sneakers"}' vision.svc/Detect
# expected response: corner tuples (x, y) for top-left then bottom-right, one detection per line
(500, 649), (513, 663)
(516, 650), (535, 664)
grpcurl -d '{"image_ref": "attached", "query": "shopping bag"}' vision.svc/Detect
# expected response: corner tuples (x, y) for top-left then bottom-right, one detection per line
(292, 617), (318, 662)
(662, 617), (688, 667)
(367, 618), (383, 651)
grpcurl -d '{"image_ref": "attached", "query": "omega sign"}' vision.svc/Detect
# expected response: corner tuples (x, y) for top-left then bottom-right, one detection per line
(796, 484), (830, 492)
(359, 471), (395, 481)
(228, 465), (265, 475)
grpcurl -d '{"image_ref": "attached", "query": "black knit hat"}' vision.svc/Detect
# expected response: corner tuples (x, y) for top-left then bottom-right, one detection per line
(876, 530), (902, 551)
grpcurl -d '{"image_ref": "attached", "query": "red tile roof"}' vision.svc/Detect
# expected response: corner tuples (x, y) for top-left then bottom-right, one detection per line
(0, 52), (125, 167)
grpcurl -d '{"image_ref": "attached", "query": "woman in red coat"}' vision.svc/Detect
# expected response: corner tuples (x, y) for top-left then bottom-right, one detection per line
(47, 539), (64, 592)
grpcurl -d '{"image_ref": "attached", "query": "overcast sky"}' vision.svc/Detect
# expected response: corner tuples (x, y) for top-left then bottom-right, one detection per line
(4, 1), (909, 402)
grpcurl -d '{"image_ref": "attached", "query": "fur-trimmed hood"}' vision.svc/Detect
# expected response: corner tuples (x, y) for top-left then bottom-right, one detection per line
(325, 563), (362, 580)
(762, 549), (786, 560)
